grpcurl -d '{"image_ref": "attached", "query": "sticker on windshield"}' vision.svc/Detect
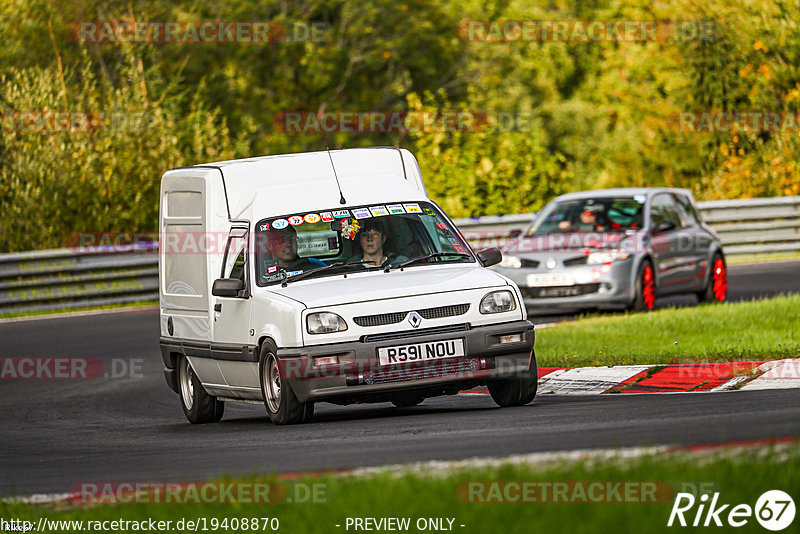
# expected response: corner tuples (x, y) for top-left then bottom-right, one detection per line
(404, 203), (422, 213)
(436, 222), (447, 229)
(304, 213), (321, 224)
(369, 205), (389, 217)
(387, 204), (405, 214)
(341, 219), (361, 239)
(352, 208), (372, 219)
(423, 206), (436, 215)
(448, 237), (460, 245)
(333, 210), (350, 218)
(263, 272), (287, 283)
(634, 195), (646, 203)
(267, 265), (277, 274)
(285, 270), (303, 277)
(320, 212), (334, 222)
(454, 245), (467, 254)
(259, 222), (270, 231)
(288, 215), (304, 226)
(271, 219), (288, 229)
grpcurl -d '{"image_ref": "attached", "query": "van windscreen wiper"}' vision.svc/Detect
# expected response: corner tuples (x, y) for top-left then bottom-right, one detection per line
(281, 260), (370, 286)
(384, 252), (472, 272)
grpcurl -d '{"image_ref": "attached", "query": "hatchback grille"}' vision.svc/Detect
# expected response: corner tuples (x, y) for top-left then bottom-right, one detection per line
(354, 304), (470, 327)
(361, 324), (470, 343)
(521, 284), (600, 299)
(562, 255), (589, 267)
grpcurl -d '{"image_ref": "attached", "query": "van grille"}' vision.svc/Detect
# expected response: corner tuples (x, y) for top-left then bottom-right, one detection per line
(361, 324), (470, 343)
(353, 304), (470, 327)
(362, 358), (476, 384)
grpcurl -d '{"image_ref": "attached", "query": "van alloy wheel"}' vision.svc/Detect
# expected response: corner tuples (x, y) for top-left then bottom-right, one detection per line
(258, 341), (313, 425)
(177, 355), (224, 424)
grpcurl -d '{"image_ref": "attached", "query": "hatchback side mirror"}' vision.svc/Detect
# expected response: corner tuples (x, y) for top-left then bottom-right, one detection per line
(654, 220), (677, 233)
(476, 247), (502, 267)
(508, 229), (522, 238)
(212, 278), (245, 297)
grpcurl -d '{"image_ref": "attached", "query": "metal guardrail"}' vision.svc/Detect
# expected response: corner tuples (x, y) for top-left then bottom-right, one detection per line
(0, 244), (158, 314)
(0, 196), (797, 315)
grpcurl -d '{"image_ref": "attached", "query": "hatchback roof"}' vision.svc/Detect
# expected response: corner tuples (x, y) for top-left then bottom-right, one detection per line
(554, 187), (693, 202)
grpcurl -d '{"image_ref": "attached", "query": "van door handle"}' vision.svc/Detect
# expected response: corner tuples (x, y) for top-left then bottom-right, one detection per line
(214, 303), (222, 312)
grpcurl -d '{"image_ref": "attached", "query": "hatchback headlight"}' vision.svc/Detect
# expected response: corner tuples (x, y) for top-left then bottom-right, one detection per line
(479, 290), (517, 314)
(499, 255), (522, 268)
(307, 312), (348, 334)
(586, 251), (628, 265)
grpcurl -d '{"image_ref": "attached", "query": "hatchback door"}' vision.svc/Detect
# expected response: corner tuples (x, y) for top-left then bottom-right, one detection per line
(648, 193), (696, 293)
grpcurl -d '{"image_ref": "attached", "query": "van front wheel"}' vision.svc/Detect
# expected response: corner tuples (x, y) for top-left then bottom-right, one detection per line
(178, 355), (224, 424)
(487, 353), (538, 407)
(259, 342), (313, 425)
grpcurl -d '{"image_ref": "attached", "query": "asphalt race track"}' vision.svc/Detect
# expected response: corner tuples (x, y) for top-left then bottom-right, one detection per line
(1, 261), (798, 496)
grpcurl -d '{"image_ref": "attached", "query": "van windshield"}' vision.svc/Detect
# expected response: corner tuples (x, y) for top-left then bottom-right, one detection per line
(254, 202), (474, 286)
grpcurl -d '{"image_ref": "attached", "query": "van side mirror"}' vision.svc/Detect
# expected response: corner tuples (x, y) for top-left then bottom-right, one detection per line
(508, 229), (522, 238)
(212, 278), (245, 297)
(654, 220), (677, 233)
(476, 247), (502, 268)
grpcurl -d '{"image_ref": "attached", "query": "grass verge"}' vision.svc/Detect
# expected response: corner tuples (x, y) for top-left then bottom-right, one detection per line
(535, 294), (800, 368)
(2, 444), (797, 534)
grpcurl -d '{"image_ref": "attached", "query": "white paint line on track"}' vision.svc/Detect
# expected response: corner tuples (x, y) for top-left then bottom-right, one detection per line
(2, 493), (72, 505)
(538, 365), (654, 395)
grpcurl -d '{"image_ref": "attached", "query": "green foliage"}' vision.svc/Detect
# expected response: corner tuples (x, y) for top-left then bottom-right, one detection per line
(1, 0), (798, 251)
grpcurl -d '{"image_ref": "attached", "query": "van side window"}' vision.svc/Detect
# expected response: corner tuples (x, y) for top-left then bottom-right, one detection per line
(222, 230), (248, 283)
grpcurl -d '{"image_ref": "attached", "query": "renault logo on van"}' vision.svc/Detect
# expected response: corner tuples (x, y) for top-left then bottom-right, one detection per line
(408, 312), (423, 328)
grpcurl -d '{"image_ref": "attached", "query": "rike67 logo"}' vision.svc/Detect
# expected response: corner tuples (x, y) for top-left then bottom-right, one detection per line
(668, 490), (796, 530)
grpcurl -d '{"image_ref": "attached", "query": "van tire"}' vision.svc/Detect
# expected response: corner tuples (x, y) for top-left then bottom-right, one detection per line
(259, 341), (311, 425)
(178, 355), (224, 424)
(487, 353), (538, 407)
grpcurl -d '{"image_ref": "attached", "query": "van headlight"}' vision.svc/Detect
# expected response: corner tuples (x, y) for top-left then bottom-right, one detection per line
(499, 255), (522, 268)
(479, 290), (517, 314)
(307, 312), (348, 334)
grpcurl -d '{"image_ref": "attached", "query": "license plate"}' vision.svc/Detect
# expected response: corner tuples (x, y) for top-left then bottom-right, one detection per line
(526, 273), (575, 287)
(378, 339), (465, 366)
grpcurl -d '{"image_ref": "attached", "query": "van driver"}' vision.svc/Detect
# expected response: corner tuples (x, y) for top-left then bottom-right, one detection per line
(264, 226), (318, 272)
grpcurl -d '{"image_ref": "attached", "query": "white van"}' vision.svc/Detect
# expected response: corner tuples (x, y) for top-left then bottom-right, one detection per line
(158, 147), (536, 424)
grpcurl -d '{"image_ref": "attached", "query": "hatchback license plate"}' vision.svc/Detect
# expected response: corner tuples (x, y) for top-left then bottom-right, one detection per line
(526, 273), (575, 287)
(378, 339), (465, 366)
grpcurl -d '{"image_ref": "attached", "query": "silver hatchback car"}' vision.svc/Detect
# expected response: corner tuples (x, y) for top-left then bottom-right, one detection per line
(494, 188), (727, 311)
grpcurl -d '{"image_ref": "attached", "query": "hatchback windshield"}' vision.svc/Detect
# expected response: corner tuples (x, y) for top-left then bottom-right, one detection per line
(254, 202), (473, 285)
(527, 197), (645, 235)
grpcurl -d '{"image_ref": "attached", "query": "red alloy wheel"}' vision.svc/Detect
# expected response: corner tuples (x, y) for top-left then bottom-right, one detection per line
(712, 257), (727, 302)
(642, 264), (656, 310)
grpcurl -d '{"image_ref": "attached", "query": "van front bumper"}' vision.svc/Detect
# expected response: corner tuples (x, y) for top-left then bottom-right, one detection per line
(277, 320), (535, 403)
